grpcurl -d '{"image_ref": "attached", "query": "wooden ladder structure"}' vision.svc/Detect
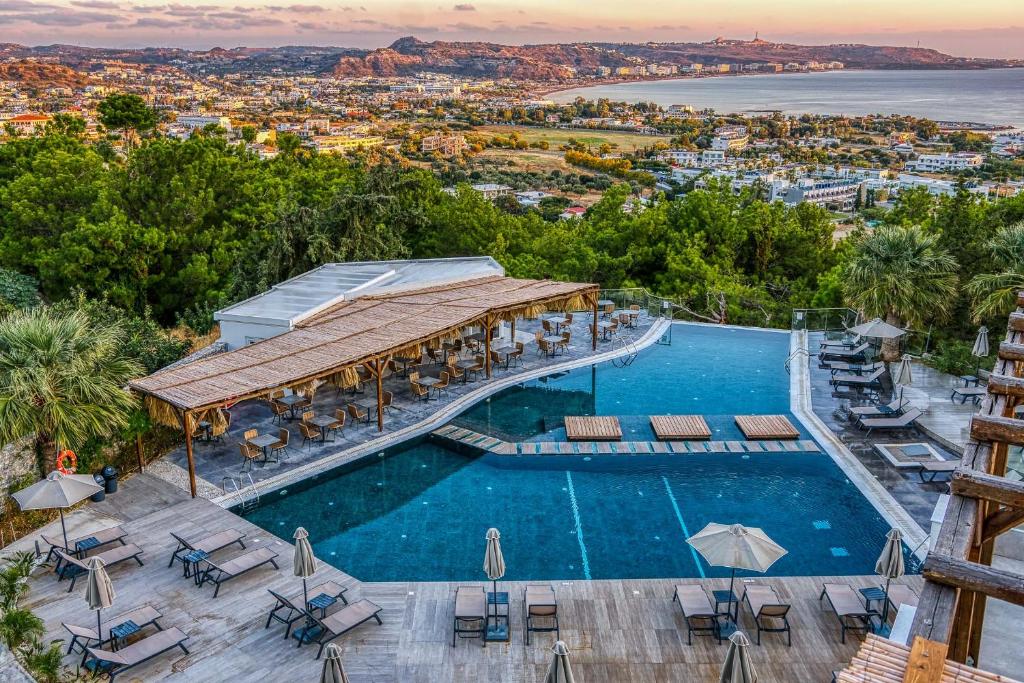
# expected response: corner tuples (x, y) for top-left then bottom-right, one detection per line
(909, 291), (1024, 666)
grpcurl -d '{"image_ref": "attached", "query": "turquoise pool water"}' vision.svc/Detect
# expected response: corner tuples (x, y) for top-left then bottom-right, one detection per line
(242, 324), (908, 582)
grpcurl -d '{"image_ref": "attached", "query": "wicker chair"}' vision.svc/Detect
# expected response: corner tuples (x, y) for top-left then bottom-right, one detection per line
(433, 371), (450, 400)
(411, 381), (430, 402)
(467, 355), (485, 381)
(270, 428), (289, 460)
(507, 342), (524, 368)
(381, 391), (394, 414)
(270, 400), (289, 425)
(347, 403), (370, 424)
(239, 442), (261, 472)
(327, 409), (346, 439)
(298, 422), (320, 450)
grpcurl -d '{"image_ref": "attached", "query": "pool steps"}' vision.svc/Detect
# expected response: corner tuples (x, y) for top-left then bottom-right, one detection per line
(431, 424), (820, 456)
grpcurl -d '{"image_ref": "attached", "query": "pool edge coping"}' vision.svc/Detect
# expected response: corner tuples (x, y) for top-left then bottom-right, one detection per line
(788, 329), (929, 559)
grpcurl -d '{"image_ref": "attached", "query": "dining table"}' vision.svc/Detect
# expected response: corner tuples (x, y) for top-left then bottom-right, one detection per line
(247, 433), (280, 464)
(596, 320), (615, 340)
(307, 415), (337, 443)
(414, 375), (441, 399)
(276, 394), (308, 420)
(541, 334), (564, 357)
(455, 359), (478, 383)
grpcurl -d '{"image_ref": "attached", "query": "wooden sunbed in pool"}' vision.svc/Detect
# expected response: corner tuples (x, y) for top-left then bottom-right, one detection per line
(650, 415), (711, 440)
(735, 415), (800, 440)
(564, 416), (621, 441)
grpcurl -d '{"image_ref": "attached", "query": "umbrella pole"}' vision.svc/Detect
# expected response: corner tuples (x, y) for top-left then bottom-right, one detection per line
(97, 609), (103, 646)
(59, 508), (68, 550)
(728, 567), (736, 622)
(881, 576), (891, 627)
(303, 578), (309, 611)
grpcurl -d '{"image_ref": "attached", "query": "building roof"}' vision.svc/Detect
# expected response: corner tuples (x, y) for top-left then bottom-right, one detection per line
(215, 257), (504, 327)
(133, 274), (597, 413)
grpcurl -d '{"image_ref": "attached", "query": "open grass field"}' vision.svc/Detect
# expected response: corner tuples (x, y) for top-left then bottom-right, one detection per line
(476, 124), (670, 152)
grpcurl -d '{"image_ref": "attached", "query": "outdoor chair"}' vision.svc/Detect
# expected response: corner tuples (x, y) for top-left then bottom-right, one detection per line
(348, 403), (370, 424)
(41, 525), (126, 563)
(54, 546), (144, 592)
(602, 303), (615, 318)
(294, 599), (383, 658)
(243, 428), (258, 442)
(382, 391), (394, 414)
(490, 350), (506, 371)
(265, 581), (349, 639)
(819, 583), (878, 643)
(742, 584), (792, 646)
(270, 400), (290, 425)
(819, 342), (870, 360)
(820, 334), (861, 350)
(426, 347), (442, 365)
(446, 358), (465, 382)
(84, 627), (189, 682)
(327, 409), (346, 438)
(557, 331), (571, 355)
(198, 547), (279, 598)
(411, 380), (430, 402)
(951, 386), (987, 404)
(830, 366), (886, 388)
(542, 319), (554, 334)
(673, 585), (723, 645)
(618, 313), (631, 329)
(849, 398), (907, 418)
(911, 459), (958, 482)
(857, 408), (923, 436)
(293, 392), (313, 411)
(63, 604), (163, 659)
(524, 585), (559, 645)
(467, 355), (485, 381)
(884, 583), (919, 612)
(298, 422), (321, 450)
(507, 342), (524, 368)
(239, 442), (262, 472)
(270, 428), (290, 458)
(453, 586), (487, 647)
(433, 371), (451, 399)
(167, 529), (246, 571)
(826, 360), (884, 375)
(564, 312), (574, 326)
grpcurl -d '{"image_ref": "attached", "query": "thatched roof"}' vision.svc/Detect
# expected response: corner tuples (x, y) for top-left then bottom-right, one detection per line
(130, 275), (597, 416)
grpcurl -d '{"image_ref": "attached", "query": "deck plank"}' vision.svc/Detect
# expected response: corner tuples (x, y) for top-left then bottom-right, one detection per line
(564, 416), (622, 441)
(735, 415), (801, 440)
(650, 415), (712, 440)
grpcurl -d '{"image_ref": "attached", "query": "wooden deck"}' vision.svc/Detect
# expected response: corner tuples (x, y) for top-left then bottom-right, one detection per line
(650, 415), (712, 440)
(564, 415), (622, 441)
(735, 415), (801, 440)
(837, 634), (1021, 682)
(16, 473), (924, 682)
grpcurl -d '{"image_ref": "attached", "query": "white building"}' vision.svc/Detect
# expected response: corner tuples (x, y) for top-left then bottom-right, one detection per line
(176, 114), (232, 133)
(905, 152), (984, 173)
(659, 149), (726, 168)
(710, 126), (749, 152)
(783, 179), (862, 210)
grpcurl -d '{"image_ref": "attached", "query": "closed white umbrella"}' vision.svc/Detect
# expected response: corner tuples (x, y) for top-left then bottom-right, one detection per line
(545, 640), (576, 683)
(972, 326), (989, 374)
(483, 528), (505, 637)
(687, 523), (787, 623)
(319, 643), (350, 683)
(848, 318), (906, 340)
(720, 631), (758, 683)
(892, 354), (913, 403)
(12, 471), (102, 549)
(85, 557), (115, 646)
(875, 528), (905, 628)
(293, 527), (318, 611)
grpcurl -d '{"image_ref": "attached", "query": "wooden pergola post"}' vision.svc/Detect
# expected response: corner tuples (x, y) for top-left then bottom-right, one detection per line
(484, 315), (492, 379)
(375, 358), (385, 433)
(135, 433), (145, 472)
(180, 410), (197, 499)
(591, 295), (599, 350)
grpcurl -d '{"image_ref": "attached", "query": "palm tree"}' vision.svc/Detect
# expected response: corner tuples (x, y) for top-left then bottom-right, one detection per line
(844, 225), (958, 359)
(0, 308), (143, 476)
(968, 221), (1024, 321)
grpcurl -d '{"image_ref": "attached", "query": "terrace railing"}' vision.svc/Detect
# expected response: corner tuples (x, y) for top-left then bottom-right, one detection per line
(598, 287), (704, 322)
(791, 307), (861, 333)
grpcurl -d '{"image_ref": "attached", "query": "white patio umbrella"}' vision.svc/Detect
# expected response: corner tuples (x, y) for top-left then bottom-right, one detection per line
(483, 528), (505, 633)
(875, 528), (905, 628)
(85, 557), (115, 646)
(892, 354), (913, 403)
(720, 630), (758, 683)
(687, 523), (787, 621)
(319, 643), (350, 683)
(848, 318), (906, 340)
(545, 640), (576, 683)
(972, 326), (989, 374)
(11, 471), (102, 549)
(293, 527), (318, 611)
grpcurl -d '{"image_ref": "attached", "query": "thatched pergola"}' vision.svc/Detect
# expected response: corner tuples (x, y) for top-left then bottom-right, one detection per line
(130, 275), (600, 497)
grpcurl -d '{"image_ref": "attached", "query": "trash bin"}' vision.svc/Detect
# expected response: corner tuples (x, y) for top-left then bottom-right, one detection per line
(101, 465), (119, 494)
(90, 473), (106, 502)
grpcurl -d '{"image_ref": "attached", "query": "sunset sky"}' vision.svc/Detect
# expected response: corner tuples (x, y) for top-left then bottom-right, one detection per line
(2, 0), (1021, 58)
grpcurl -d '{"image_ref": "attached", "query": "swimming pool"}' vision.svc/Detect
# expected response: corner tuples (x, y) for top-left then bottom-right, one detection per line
(242, 324), (908, 582)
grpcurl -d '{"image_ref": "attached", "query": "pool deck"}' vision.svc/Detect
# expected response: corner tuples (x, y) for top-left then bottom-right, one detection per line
(15, 474), (923, 683)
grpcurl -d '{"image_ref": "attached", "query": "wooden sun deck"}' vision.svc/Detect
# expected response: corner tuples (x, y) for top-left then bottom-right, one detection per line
(735, 414), (801, 440)
(16, 473), (921, 682)
(650, 415), (712, 440)
(564, 415), (622, 441)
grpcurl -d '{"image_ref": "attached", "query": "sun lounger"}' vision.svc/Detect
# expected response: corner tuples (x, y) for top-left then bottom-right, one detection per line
(950, 386), (987, 405)
(849, 398), (907, 417)
(198, 547), (279, 597)
(84, 626), (189, 682)
(524, 585), (559, 645)
(742, 584), (791, 646)
(672, 585), (723, 645)
(819, 583), (878, 643)
(912, 459), (958, 482)
(885, 583), (919, 612)
(266, 581), (350, 639)
(41, 525), (127, 563)
(452, 586), (487, 647)
(63, 605), (162, 657)
(857, 408), (923, 436)
(820, 334), (861, 350)
(830, 367), (886, 389)
(295, 599), (383, 658)
(826, 361), (883, 375)
(819, 342), (870, 360)
(167, 528), (247, 569)
(54, 545), (144, 592)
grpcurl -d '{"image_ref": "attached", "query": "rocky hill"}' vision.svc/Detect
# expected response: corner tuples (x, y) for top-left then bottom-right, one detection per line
(0, 60), (91, 88)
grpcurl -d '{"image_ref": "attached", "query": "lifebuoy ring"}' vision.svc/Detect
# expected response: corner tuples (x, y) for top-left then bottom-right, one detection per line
(56, 450), (77, 475)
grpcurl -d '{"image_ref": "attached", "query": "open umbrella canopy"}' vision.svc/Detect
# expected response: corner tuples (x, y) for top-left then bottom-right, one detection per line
(848, 318), (906, 340)
(545, 640), (576, 683)
(11, 471), (101, 511)
(319, 643), (350, 683)
(483, 528), (505, 581)
(687, 523), (787, 573)
(972, 326), (989, 359)
(720, 631), (758, 683)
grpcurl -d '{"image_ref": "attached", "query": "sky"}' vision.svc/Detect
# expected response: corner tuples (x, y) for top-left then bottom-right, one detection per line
(1, 0), (1022, 58)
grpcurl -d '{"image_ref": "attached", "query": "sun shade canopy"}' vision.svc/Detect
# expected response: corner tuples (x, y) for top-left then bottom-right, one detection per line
(131, 275), (597, 416)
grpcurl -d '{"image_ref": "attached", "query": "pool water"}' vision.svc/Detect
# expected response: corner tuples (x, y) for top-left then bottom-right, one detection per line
(243, 324), (911, 582)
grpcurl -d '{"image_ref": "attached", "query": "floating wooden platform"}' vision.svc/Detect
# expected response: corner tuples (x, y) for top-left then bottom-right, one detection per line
(564, 415), (622, 441)
(650, 415), (711, 440)
(735, 414), (800, 440)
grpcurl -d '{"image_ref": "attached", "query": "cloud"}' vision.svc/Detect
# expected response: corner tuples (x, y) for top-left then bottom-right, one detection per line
(3, 8), (120, 23)
(128, 16), (186, 28)
(287, 3), (325, 12)
(0, 0), (59, 10)
(452, 3), (474, 10)
(70, 0), (120, 8)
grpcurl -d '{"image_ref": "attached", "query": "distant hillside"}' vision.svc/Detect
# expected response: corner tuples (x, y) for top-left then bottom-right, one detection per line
(0, 60), (91, 88)
(332, 37), (1016, 80)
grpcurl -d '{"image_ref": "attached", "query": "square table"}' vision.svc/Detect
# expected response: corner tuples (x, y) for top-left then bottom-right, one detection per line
(455, 359), (478, 383)
(542, 335), (564, 357)
(277, 394), (308, 420)
(712, 589), (739, 623)
(109, 620), (140, 651)
(182, 549), (209, 584)
(414, 375), (440, 399)
(485, 591), (510, 642)
(307, 592), (338, 618)
(75, 536), (101, 557)
(959, 375), (980, 387)
(859, 586), (887, 613)
(596, 321), (614, 340)
(308, 415), (337, 442)
(248, 434), (280, 464)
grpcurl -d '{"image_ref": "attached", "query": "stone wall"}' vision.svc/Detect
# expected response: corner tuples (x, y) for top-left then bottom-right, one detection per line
(0, 641), (35, 682)
(0, 437), (35, 498)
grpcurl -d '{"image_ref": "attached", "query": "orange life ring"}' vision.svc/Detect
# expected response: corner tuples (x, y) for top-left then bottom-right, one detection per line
(56, 450), (77, 475)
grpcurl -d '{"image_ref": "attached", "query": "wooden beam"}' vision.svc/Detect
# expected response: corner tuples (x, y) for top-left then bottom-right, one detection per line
(135, 433), (145, 472)
(982, 507), (1024, 543)
(997, 341), (1024, 363)
(375, 358), (384, 433)
(1009, 312), (1024, 332)
(969, 414), (1024, 447)
(181, 410), (197, 499)
(484, 315), (492, 379)
(986, 373), (1024, 399)
(591, 296), (598, 350)
(922, 553), (1024, 608)
(901, 636), (947, 683)
(951, 468), (1024, 509)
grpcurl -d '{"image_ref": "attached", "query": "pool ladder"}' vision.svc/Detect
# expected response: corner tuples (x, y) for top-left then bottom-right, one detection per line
(222, 473), (260, 514)
(611, 337), (638, 368)
(784, 348), (810, 374)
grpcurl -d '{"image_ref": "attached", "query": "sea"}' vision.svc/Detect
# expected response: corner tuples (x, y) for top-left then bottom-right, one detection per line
(550, 69), (1024, 127)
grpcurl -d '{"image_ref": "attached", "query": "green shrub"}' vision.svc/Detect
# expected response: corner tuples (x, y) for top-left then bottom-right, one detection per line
(0, 268), (40, 311)
(929, 340), (979, 376)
